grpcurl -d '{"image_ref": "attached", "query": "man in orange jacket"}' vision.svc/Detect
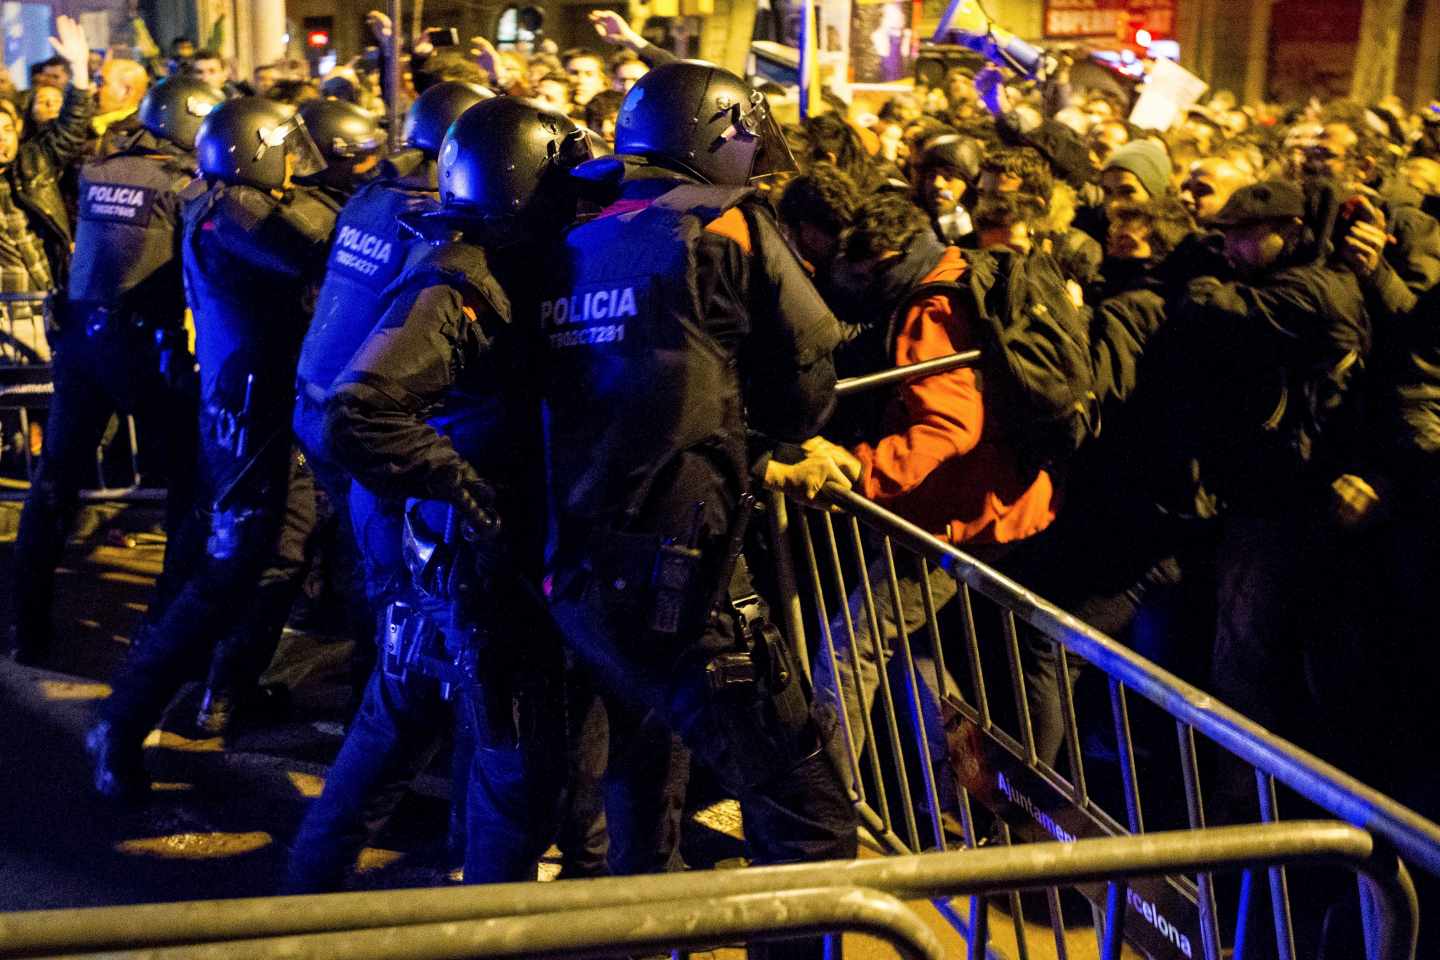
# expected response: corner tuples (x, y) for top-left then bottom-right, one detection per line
(809, 195), (1076, 818)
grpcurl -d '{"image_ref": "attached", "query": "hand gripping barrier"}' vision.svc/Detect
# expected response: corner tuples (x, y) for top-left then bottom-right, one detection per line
(0, 822), (1409, 960)
(763, 480), (1440, 960)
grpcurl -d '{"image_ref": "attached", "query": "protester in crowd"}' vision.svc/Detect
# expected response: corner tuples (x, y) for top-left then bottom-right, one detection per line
(607, 47), (647, 91)
(582, 89), (622, 144)
(562, 48), (606, 108)
(0, 16), (93, 297)
(1100, 138), (1175, 212)
(252, 61), (285, 97)
(911, 132), (981, 245)
(187, 49), (232, 94)
(1179, 155), (1256, 225)
(30, 56), (72, 90)
(24, 85), (64, 129)
(777, 163), (860, 278)
(533, 71), (574, 117)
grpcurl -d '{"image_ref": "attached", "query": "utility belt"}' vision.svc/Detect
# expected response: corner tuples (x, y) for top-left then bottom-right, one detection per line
(71, 300), (171, 339)
(585, 496), (808, 727)
(69, 300), (193, 386)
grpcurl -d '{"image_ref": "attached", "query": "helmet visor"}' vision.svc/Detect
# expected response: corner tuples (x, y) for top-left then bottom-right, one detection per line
(737, 90), (797, 181)
(255, 112), (328, 180)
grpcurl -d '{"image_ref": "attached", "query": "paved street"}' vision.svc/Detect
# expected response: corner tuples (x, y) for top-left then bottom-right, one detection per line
(0, 497), (1129, 958)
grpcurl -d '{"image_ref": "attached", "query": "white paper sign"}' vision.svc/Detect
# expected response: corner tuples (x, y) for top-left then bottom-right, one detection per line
(1129, 57), (1209, 131)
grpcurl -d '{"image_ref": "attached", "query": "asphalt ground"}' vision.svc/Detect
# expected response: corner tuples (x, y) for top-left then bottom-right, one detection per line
(0, 497), (1132, 958)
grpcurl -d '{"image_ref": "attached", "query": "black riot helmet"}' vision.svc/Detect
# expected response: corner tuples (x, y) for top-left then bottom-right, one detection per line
(430, 96), (592, 245)
(614, 60), (795, 185)
(137, 76), (227, 151)
(195, 96), (327, 191)
(297, 98), (387, 191)
(402, 81), (493, 157)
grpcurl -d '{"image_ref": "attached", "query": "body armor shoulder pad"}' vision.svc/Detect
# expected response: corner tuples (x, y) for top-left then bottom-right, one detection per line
(389, 240), (511, 325)
(203, 183), (277, 233)
(178, 178), (207, 203)
(648, 184), (757, 225)
(283, 186), (343, 244)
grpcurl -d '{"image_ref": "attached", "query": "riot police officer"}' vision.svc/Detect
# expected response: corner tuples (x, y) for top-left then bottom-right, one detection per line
(537, 61), (858, 952)
(8, 76), (225, 664)
(285, 96), (588, 891)
(295, 97), (387, 202)
(86, 97), (338, 798)
(215, 81), (493, 730)
(295, 81), (491, 530)
(191, 95), (389, 735)
(193, 88), (484, 735)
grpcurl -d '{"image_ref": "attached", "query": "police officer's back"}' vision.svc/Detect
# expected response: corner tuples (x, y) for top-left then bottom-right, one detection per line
(183, 98), (337, 434)
(536, 62), (858, 939)
(8, 77), (224, 664)
(287, 97), (589, 892)
(85, 97), (337, 799)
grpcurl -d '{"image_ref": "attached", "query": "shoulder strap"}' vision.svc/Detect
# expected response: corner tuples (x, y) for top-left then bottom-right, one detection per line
(888, 279), (972, 358)
(386, 240), (511, 325)
(648, 184), (756, 223)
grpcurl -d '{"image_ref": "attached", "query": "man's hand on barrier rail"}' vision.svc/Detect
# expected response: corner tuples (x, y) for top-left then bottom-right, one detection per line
(801, 435), (863, 483)
(1331, 473), (1384, 530)
(764, 447), (856, 501)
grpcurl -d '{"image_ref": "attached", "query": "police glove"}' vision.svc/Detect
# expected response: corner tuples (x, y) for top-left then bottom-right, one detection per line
(456, 479), (501, 543)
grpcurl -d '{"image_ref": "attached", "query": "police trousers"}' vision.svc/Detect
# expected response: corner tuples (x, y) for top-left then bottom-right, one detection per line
(284, 649), (570, 890)
(98, 394), (293, 745)
(13, 314), (200, 636)
(547, 566), (859, 868)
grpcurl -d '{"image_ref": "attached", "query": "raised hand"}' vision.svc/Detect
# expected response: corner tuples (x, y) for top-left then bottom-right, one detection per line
(48, 15), (91, 89)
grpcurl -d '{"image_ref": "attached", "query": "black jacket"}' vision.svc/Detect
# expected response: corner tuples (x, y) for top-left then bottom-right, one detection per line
(1355, 183), (1440, 461)
(1157, 255), (1370, 514)
(7, 84), (94, 287)
(324, 240), (547, 567)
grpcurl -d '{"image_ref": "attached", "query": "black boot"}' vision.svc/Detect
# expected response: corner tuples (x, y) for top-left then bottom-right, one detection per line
(193, 688), (234, 737)
(195, 683), (292, 736)
(84, 721), (149, 801)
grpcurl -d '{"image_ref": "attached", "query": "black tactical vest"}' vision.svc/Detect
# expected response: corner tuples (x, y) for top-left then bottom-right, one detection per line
(182, 183), (337, 415)
(539, 184), (753, 537)
(68, 146), (194, 317)
(297, 177), (438, 391)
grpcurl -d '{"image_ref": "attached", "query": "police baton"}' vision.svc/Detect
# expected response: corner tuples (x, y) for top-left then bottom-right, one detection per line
(834, 349), (982, 398)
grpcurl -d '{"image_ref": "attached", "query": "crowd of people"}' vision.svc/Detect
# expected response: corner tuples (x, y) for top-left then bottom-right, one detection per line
(3, 8), (1439, 955)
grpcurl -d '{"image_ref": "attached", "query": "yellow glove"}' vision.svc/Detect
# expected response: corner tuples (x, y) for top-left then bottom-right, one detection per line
(1331, 473), (1381, 530)
(764, 448), (855, 501)
(801, 435), (863, 483)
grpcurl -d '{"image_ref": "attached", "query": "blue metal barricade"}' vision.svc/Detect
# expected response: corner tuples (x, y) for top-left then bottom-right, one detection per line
(767, 481), (1440, 960)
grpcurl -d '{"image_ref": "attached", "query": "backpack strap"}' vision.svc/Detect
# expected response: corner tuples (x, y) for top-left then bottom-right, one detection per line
(888, 279), (972, 361)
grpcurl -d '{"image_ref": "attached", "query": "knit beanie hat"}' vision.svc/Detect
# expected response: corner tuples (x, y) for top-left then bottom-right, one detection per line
(1102, 139), (1173, 200)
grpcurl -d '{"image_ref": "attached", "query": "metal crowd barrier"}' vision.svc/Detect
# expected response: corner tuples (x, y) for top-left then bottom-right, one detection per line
(0, 822), (1407, 959)
(765, 477), (1440, 960)
(0, 291), (158, 501)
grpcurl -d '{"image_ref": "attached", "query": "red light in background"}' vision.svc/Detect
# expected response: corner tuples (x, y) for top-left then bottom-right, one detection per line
(306, 29), (330, 48)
